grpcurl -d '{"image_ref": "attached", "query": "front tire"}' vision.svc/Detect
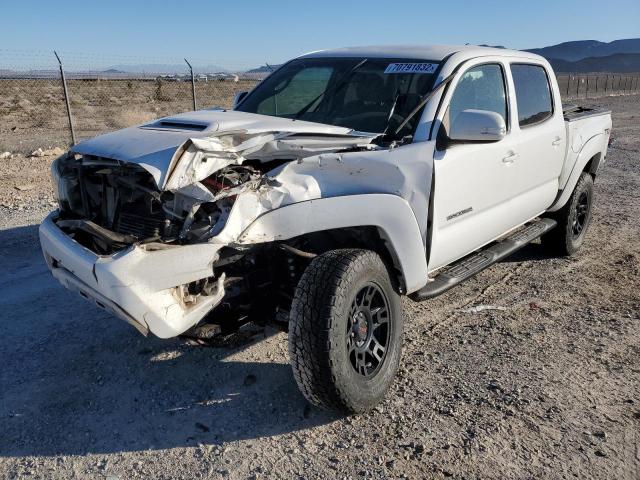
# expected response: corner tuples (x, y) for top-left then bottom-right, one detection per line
(542, 172), (594, 256)
(288, 249), (403, 413)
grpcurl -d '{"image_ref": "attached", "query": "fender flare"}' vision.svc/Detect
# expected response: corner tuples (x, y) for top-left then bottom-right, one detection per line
(237, 194), (429, 294)
(548, 133), (605, 212)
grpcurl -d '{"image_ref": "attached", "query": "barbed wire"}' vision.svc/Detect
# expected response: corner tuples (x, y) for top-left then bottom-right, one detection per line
(0, 49), (638, 154)
(0, 49), (275, 73)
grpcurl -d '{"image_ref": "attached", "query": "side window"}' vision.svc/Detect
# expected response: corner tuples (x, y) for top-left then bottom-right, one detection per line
(449, 64), (507, 126)
(510, 64), (553, 127)
(256, 67), (333, 116)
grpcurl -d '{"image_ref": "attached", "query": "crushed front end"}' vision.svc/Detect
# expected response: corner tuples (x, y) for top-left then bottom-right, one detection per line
(40, 121), (378, 338)
(41, 154), (257, 337)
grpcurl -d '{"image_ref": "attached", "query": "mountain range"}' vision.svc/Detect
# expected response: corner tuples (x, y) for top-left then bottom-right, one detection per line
(243, 39), (640, 74)
(545, 53), (640, 73)
(105, 63), (227, 74)
(525, 38), (640, 73)
(525, 39), (640, 62)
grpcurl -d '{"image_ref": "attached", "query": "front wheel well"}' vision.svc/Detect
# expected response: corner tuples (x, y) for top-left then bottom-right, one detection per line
(282, 226), (406, 294)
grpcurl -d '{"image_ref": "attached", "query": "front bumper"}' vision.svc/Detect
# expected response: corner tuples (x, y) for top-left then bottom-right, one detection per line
(39, 212), (227, 338)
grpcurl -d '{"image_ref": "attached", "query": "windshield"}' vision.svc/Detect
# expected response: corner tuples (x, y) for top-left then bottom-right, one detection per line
(236, 57), (439, 137)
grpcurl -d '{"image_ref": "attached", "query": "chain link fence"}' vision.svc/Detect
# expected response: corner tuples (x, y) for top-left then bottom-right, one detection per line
(1, 50), (639, 154)
(0, 51), (264, 154)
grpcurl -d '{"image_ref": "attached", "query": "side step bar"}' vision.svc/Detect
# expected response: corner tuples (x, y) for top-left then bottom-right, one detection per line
(409, 218), (557, 301)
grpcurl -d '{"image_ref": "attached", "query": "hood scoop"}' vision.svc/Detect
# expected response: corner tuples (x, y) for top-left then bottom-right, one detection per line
(142, 119), (214, 132)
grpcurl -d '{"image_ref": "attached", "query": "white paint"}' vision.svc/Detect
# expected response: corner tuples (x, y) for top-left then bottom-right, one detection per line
(42, 44), (612, 338)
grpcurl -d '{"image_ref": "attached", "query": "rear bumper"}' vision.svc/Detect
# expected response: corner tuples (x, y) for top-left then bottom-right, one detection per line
(39, 212), (227, 338)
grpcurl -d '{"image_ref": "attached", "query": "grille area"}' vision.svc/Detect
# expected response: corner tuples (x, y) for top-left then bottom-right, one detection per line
(115, 212), (167, 239)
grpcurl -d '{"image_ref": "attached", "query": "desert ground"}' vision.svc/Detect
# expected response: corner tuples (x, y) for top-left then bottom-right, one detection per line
(0, 78), (260, 154)
(0, 93), (639, 479)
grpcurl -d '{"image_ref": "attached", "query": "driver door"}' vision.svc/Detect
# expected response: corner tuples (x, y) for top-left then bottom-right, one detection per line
(428, 60), (519, 271)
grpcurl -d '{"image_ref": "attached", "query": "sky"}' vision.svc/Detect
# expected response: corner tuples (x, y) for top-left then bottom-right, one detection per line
(2, 0), (639, 70)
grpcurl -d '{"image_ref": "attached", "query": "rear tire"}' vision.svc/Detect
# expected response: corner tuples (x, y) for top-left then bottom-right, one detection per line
(542, 172), (594, 256)
(288, 249), (403, 413)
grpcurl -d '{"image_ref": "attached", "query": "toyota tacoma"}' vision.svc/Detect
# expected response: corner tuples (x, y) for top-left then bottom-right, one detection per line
(40, 45), (612, 412)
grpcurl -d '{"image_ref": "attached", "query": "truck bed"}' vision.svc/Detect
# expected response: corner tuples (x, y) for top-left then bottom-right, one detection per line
(557, 105), (612, 192)
(563, 104), (611, 122)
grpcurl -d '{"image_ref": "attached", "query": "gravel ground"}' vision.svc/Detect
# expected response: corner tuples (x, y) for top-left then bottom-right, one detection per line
(1, 94), (639, 479)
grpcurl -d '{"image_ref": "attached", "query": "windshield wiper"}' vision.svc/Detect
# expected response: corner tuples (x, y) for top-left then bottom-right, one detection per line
(293, 58), (368, 120)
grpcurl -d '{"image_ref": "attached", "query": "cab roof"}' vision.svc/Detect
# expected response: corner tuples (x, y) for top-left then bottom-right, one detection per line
(297, 44), (544, 63)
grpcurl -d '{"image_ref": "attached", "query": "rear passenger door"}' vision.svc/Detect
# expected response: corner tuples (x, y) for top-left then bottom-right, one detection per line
(505, 63), (565, 220)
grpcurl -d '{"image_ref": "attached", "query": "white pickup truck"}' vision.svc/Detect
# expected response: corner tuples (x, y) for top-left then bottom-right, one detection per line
(40, 45), (612, 412)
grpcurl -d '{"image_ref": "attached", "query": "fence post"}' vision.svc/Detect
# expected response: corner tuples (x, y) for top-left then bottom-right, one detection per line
(566, 75), (571, 97)
(184, 58), (197, 111)
(604, 75), (609, 93)
(54, 51), (76, 146)
(576, 76), (580, 97)
(586, 76), (590, 98)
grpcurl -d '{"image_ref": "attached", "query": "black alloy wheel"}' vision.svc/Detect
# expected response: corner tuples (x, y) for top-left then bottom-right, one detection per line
(346, 282), (391, 377)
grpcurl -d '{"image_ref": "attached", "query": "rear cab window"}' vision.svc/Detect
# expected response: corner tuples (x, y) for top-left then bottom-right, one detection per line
(510, 64), (554, 127)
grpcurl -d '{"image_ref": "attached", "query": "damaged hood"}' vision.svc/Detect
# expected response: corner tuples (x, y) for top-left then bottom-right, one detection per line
(71, 109), (376, 190)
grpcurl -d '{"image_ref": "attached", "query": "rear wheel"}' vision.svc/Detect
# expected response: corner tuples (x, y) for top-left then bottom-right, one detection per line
(288, 249), (403, 413)
(542, 172), (594, 256)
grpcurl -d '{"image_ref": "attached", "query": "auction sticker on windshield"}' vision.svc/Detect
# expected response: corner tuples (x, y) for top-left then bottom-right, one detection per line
(384, 63), (438, 74)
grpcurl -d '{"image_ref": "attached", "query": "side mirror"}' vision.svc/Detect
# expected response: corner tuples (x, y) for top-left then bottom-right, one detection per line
(232, 91), (249, 109)
(449, 109), (506, 142)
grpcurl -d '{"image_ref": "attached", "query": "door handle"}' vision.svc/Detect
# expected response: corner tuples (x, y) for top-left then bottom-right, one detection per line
(552, 137), (562, 147)
(502, 152), (519, 165)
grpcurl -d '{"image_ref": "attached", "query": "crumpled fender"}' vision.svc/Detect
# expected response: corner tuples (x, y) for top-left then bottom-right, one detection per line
(237, 194), (429, 294)
(211, 140), (435, 246)
(201, 141), (436, 293)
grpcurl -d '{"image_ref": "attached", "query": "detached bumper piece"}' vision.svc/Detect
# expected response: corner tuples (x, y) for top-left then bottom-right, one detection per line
(39, 212), (227, 338)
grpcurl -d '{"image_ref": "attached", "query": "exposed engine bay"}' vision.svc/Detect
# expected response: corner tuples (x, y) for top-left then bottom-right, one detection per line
(52, 154), (275, 255)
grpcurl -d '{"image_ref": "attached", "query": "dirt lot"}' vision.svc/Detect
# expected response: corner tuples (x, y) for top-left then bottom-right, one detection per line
(1, 94), (639, 479)
(0, 78), (260, 154)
